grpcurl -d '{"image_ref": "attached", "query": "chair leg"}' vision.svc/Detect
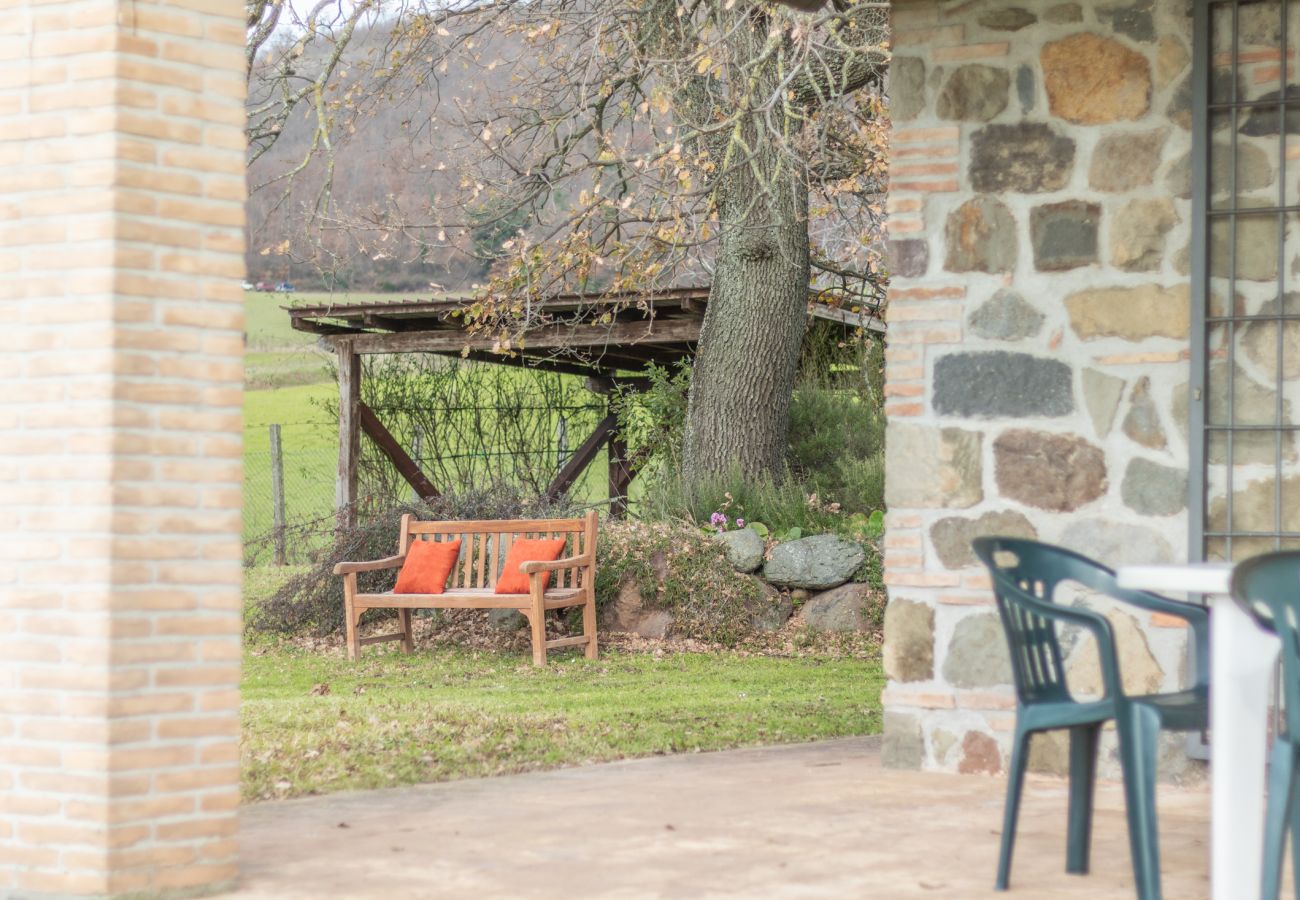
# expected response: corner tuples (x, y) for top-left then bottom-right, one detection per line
(582, 594), (598, 660)
(1261, 738), (1294, 900)
(398, 608), (414, 654)
(1118, 704), (1163, 900)
(343, 574), (361, 661)
(1289, 747), (1300, 900)
(528, 585), (547, 666)
(1066, 724), (1101, 875)
(996, 727), (1032, 891)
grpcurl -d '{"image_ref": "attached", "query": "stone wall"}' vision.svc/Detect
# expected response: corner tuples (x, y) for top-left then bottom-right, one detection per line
(881, 0), (1204, 774)
(0, 1), (246, 895)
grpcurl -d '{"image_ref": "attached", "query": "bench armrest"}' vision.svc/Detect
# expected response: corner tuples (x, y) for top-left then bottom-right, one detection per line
(521, 554), (594, 575)
(333, 555), (406, 576)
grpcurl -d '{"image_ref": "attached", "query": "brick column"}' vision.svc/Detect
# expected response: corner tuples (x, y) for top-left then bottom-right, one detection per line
(0, 2), (246, 895)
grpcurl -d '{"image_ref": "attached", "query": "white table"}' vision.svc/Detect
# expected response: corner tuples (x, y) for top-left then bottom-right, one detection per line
(1116, 562), (1279, 900)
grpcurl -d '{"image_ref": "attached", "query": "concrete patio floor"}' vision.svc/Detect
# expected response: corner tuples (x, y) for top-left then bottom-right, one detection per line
(226, 736), (1211, 898)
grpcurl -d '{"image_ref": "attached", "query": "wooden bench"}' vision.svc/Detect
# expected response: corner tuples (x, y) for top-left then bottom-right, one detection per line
(333, 511), (599, 665)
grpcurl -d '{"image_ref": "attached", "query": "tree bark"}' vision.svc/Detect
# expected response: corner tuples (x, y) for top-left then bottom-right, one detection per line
(682, 152), (810, 481)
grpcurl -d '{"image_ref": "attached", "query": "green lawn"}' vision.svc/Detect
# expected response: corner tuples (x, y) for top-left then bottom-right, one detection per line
(241, 644), (885, 801)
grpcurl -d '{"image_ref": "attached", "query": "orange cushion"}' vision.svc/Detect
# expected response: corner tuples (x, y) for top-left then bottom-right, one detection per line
(494, 538), (566, 594)
(393, 538), (461, 594)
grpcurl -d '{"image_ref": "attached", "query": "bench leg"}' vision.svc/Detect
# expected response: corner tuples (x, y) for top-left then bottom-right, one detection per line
(583, 593), (598, 660)
(529, 583), (547, 666)
(343, 574), (362, 661)
(398, 608), (414, 654)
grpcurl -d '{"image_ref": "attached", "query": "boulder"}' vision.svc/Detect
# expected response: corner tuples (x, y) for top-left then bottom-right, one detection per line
(714, 527), (765, 573)
(750, 578), (794, 632)
(1110, 198), (1178, 271)
(882, 712), (924, 769)
(487, 608), (526, 631)
(763, 535), (865, 590)
(601, 577), (674, 638)
(887, 238), (929, 278)
(1030, 200), (1099, 271)
(936, 65), (1010, 122)
(798, 582), (875, 632)
(890, 57), (927, 122)
(978, 7), (1036, 30)
(1121, 458), (1186, 517)
(943, 196), (1018, 273)
(1065, 284), (1190, 341)
(1058, 519), (1173, 568)
(1121, 376), (1167, 450)
(1082, 368), (1125, 438)
(1089, 129), (1167, 193)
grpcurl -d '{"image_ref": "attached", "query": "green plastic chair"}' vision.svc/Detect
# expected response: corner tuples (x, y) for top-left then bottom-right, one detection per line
(972, 537), (1210, 899)
(1229, 550), (1300, 900)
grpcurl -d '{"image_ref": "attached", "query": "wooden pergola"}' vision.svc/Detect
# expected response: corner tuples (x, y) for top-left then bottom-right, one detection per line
(287, 286), (884, 520)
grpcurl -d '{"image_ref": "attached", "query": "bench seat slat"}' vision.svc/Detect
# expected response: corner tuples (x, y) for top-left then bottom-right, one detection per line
(356, 588), (586, 611)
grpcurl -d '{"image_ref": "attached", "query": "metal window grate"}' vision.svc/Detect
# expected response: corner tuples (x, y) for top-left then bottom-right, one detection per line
(1191, 0), (1300, 565)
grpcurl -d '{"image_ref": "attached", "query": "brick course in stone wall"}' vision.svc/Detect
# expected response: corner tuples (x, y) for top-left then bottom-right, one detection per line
(882, 0), (1204, 778)
(0, 1), (245, 895)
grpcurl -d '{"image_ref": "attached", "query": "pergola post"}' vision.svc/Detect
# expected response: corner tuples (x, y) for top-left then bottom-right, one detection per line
(336, 340), (361, 527)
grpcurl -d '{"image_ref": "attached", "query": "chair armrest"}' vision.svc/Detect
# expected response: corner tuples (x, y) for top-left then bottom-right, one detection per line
(1108, 586), (1211, 689)
(333, 555), (405, 575)
(521, 554), (594, 575)
(992, 574), (1123, 700)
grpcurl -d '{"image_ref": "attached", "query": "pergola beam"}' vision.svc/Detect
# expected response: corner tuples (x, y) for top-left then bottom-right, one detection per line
(335, 317), (701, 355)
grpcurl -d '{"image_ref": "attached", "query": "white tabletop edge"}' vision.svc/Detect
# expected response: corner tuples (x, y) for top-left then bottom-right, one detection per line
(1115, 562), (1234, 595)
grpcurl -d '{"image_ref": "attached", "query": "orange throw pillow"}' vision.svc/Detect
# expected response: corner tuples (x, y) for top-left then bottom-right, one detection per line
(494, 538), (566, 594)
(393, 538), (461, 594)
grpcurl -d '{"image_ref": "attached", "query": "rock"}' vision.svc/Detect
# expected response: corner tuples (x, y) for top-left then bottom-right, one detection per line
(882, 712), (924, 769)
(1208, 474), (1300, 537)
(714, 527), (764, 573)
(943, 196), (1017, 273)
(1173, 365), (1298, 465)
(883, 599), (934, 681)
(1121, 458), (1186, 516)
(764, 535), (865, 590)
(1168, 70), (1236, 130)
(936, 65), (1009, 122)
(1082, 368), (1125, 438)
(1042, 33), (1151, 125)
(943, 612), (1012, 688)
(1238, 87), (1300, 136)
(978, 7), (1036, 30)
(1122, 376), (1167, 450)
(933, 351), (1073, 419)
(1089, 129), (1168, 192)
(1242, 297), (1300, 379)
(1065, 284), (1190, 341)
(1068, 609), (1164, 698)
(932, 729), (958, 767)
(1110, 198), (1178, 271)
(890, 57), (926, 122)
(488, 608), (526, 631)
(799, 582), (875, 632)
(1016, 65), (1034, 112)
(959, 731), (1002, 775)
(749, 578), (794, 632)
(1210, 198), (1278, 281)
(602, 577), (674, 638)
(1028, 730), (1070, 775)
(994, 430), (1107, 512)
(1168, 143), (1273, 200)
(1098, 0), (1155, 43)
(970, 123), (1075, 193)
(1058, 519), (1174, 568)
(930, 510), (1037, 570)
(887, 238), (928, 278)
(1043, 2), (1082, 22)
(885, 425), (983, 509)
(968, 289), (1044, 341)
(1155, 36), (1189, 89)
(1030, 200), (1099, 271)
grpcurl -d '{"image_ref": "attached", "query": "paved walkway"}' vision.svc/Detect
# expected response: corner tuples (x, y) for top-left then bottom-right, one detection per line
(227, 737), (1211, 898)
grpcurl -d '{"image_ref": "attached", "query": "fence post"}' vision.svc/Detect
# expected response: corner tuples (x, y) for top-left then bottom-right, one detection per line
(269, 424), (286, 566)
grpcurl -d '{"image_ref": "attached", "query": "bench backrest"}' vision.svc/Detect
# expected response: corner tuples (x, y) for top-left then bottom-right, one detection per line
(397, 510), (599, 591)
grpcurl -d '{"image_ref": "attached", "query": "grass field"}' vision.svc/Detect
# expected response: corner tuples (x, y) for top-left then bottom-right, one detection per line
(241, 643), (885, 801)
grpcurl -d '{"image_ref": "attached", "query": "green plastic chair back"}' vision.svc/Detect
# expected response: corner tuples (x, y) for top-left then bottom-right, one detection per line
(1231, 551), (1300, 899)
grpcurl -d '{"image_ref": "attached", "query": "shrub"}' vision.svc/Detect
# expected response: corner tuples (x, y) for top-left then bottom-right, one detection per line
(595, 519), (767, 645)
(247, 484), (573, 636)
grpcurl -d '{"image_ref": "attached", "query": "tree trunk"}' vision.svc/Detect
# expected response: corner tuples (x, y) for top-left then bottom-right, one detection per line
(681, 155), (809, 481)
